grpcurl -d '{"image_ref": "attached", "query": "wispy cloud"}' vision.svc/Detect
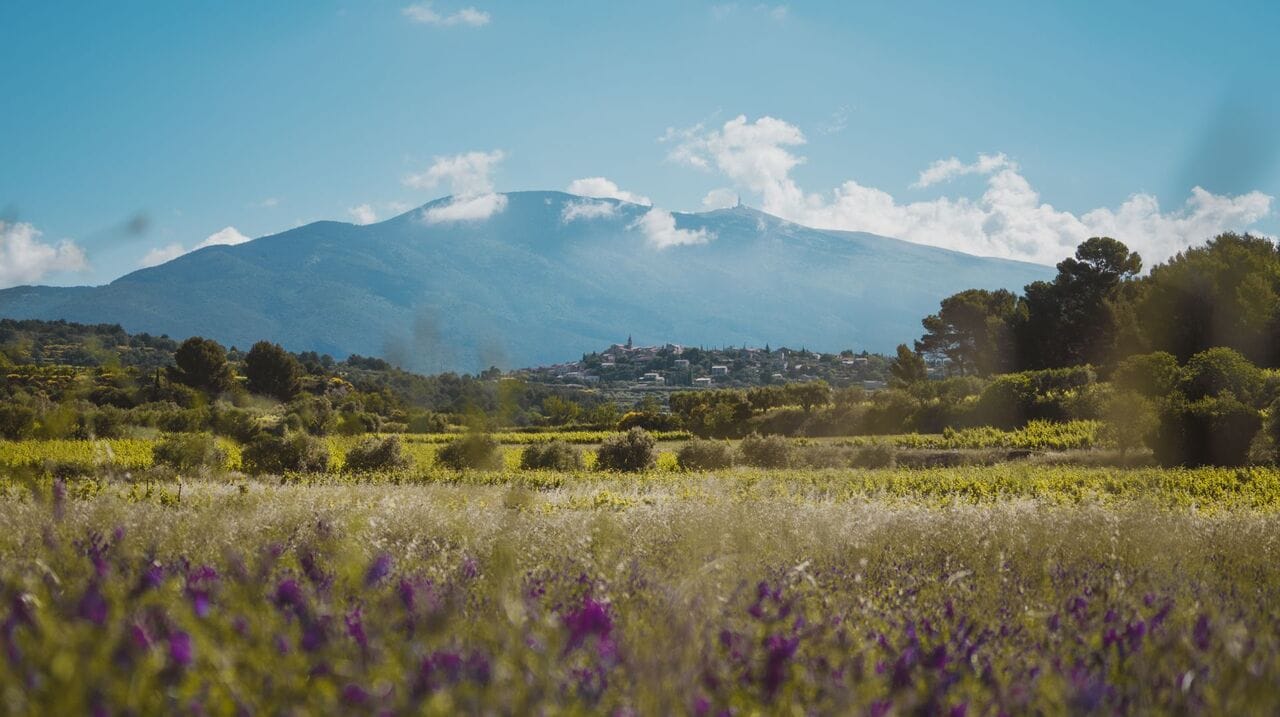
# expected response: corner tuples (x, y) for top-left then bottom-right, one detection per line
(406, 150), (508, 223)
(348, 204), (378, 225)
(0, 221), (89, 287)
(252, 197), (281, 209)
(402, 3), (490, 27)
(562, 199), (618, 223)
(667, 114), (1274, 264)
(711, 4), (789, 21)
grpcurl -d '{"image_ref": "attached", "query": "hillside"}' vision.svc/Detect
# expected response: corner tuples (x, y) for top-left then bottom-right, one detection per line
(0, 192), (1052, 373)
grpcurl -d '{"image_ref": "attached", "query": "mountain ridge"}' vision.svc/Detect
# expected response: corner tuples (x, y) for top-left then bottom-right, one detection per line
(0, 191), (1052, 372)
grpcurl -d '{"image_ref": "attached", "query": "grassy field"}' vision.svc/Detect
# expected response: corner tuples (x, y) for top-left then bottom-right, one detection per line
(2, 468), (1279, 714)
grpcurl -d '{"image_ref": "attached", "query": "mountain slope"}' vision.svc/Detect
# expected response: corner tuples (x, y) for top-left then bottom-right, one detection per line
(0, 192), (1052, 372)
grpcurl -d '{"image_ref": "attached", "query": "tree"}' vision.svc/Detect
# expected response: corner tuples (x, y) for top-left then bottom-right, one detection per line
(1018, 237), (1142, 369)
(1139, 233), (1280, 364)
(784, 381), (831, 412)
(916, 289), (1022, 376)
(244, 340), (302, 401)
(888, 344), (927, 388)
(170, 337), (233, 394)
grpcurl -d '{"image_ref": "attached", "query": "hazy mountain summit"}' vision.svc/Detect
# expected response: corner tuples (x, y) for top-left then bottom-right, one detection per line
(0, 191), (1051, 373)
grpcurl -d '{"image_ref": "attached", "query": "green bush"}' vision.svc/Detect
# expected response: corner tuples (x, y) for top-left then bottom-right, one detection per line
(343, 435), (412, 473)
(242, 432), (330, 475)
(1149, 394), (1261, 467)
(1181, 347), (1264, 406)
(851, 441), (896, 469)
(617, 411), (683, 432)
(437, 433), (502, 471)
(211, 405), (261, 443)
(676, 439), (733, 470)
(152, 433), (227, 471)
(0, 404), (37, 440)
(596, 428), (657, 472)
(519, 440), (583, 470)
(738, 433), (792, 468)
(794, 444), (851, 469)
(84, 407), (127, 439)
(1110, 352), (1181, 398)
(406, 411), (450, 434)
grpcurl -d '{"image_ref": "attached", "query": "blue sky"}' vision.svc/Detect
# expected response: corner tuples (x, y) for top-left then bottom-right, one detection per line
(2, 0), (1278, 287)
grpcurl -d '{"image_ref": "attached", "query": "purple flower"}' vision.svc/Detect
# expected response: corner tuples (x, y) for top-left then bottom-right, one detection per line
(762, 633), (799, 698)
(460, 556), (479, 580)
(169, 631), (193, 668)
(129, 623), (151, 650)
(139, 560), (166, 592)
(693, 695), (711, 716)
(563, 597), (613, 655)
(77, 582), (108, 626)
(273, 579), (306, 613)
(345, 606), (368, 650)
(1193, 614), (1212, 651)
(364, 553), (393, 587)
(185, 565), (219, 618)
(341, 684), (369, 705)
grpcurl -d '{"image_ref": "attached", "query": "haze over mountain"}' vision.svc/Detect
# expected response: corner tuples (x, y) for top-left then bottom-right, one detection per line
(0, 191), (1051, 373)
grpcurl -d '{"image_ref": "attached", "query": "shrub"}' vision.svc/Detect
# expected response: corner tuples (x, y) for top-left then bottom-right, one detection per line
(406, 411), (450, 434)
(794, 444), (851, 469)
(211, 405), (261, 443)
(851, 442), (897, 469)
(1110, 352), (1181, 398)
(242, 432), (330, 475)
(1181, 347), (1264, 406)
(861, 390), (917, 434)
(437, 433), (502, 471)
(617, 411), (683, 432)
(84, 407), (127, 439)
(1102, 391), (1158, 454)
(243, 341), (302, 401)
(344, 435), (412, 473)
(153, 433), (227, 471)
(1148, 395), (1261, 467)
(596, 428), (657, 472)
(676, 439), (733, 470)
(519, 441), (583, 470)
(0, 404), (37, 440)
(157, 407), (210, 433)
(738, 433), (792, 468)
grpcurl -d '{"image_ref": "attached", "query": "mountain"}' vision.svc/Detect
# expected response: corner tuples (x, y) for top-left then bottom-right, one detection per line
(0, 192), (1052, 373)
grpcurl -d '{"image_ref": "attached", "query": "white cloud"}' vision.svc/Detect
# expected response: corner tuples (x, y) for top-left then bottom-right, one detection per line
(913, 153), (1013, 188)
(349, 203), (378, 225)
(667, 114), (1274, 264)
(138, 226), (253, 268)
(702, 188), (739, 210)
(562, 199), (618, 223)
(195, 226), (251, 250)
(630, 208), (713, 249)
(386, 201), (414, 215)
(407, 150), (508, 224)
(139, 243), (186, 268)
(402, 3), (490, 27)
(253, 197), (281, 208)
(0, 222), (88, 288)
(423, 192), (508, 223)
(565, 177), (652, 206)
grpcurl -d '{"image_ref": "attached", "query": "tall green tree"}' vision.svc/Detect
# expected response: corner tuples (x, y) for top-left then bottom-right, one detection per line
(170, 337), (233, 394)
(244, 340), (303, 401)
(1018, 237), (1142, 369)
(1139, 233), (1280, 364)
(916, 289), (1022, 376)
(888, 344), (928, 387)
